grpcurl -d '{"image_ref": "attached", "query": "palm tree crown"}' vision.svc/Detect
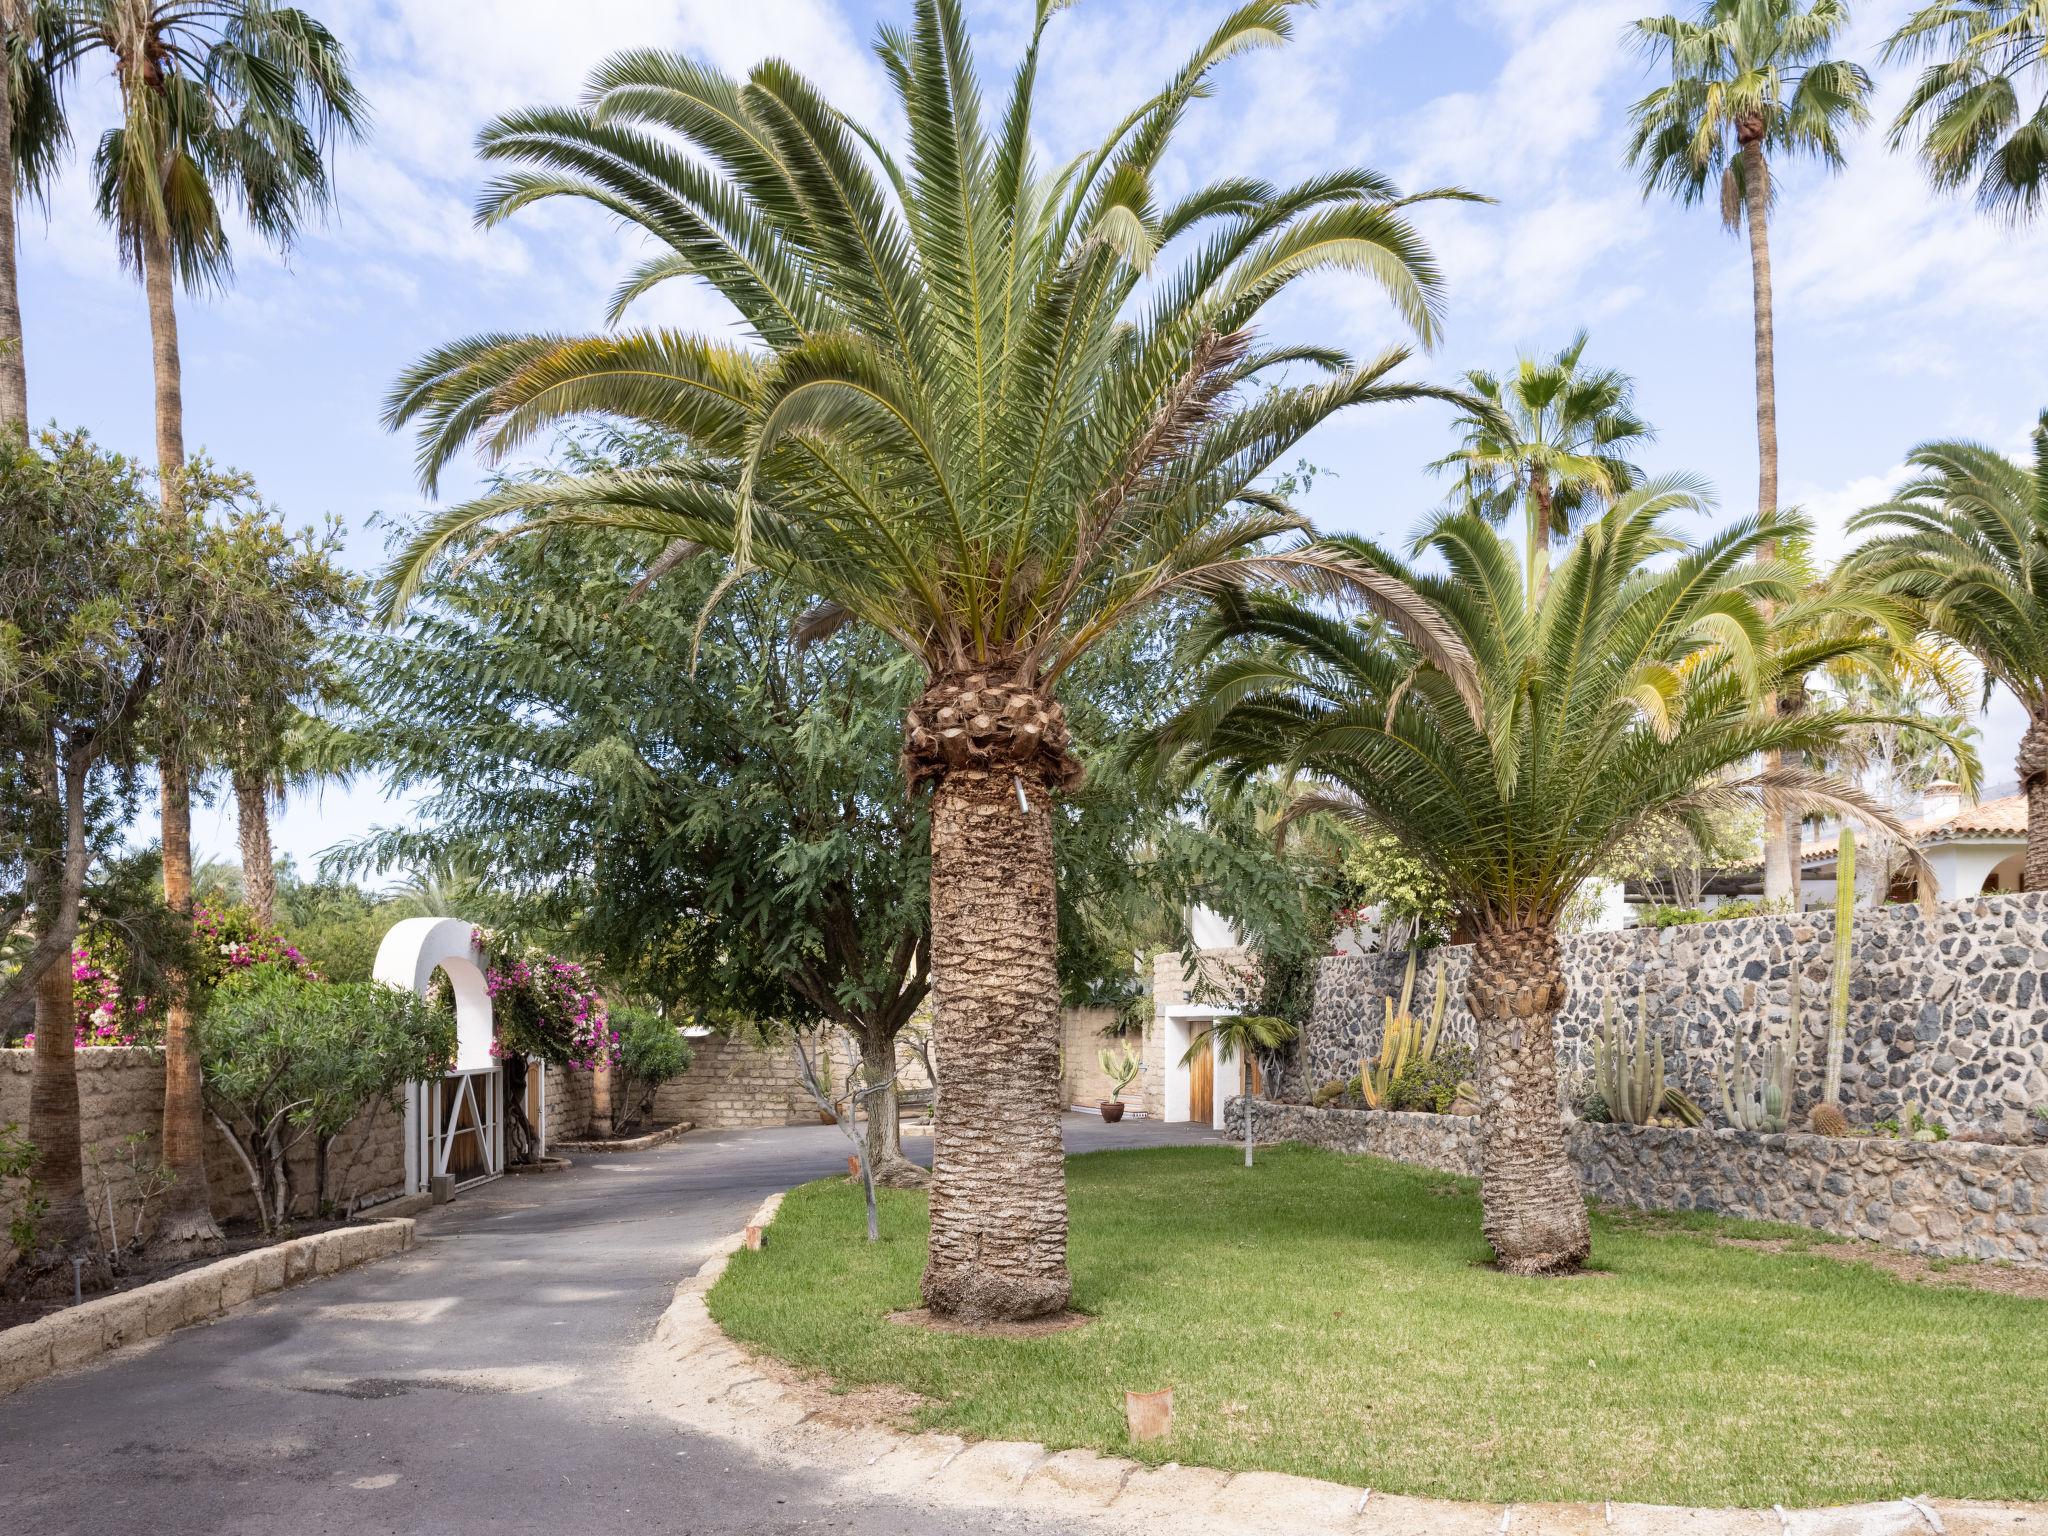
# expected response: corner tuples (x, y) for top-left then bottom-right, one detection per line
(1433, 330), (1652, 601)
(1885, 1), (2048, 223)
(1626, 0), (1872, 222)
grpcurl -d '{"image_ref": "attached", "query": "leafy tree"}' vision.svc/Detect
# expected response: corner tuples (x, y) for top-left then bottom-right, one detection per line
(1599, 800), (1762, 909)
(1885, 1), (2048, 223)
(1627, 0), (1872, 904)
(0, 0), (70, 432)
(1433, 331), (1653, 601)
(1847, 412), (2048, 886)
(1151, 484), (1917, 1274)
(611, 1007), (693, 1136)
(199, 969), (455, 1230)
(380, 1), (1478, 1322)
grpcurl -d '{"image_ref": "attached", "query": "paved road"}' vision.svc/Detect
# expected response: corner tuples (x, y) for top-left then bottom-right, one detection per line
(0, 1114), (1220, 1535)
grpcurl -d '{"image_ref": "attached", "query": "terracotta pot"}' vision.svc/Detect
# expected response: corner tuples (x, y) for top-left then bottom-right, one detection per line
(1125, 1387), (1173, 1442)
(1099, 1100), (1125, 1123)
(817, 1109), (838, 1125)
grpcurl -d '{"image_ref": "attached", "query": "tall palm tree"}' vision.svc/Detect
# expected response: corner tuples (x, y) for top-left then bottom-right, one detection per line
(1150, 484), (1918, 1274)
(1627, 0), (1872, 905)
(1885, 1), (2048, 223)
(1847, 412), (2048, 887)
(56, 0), (363, 1259)
(0, 0), (68, 432)
(1432, 330), (1651, 603)
(381, 0), (1482, 1321)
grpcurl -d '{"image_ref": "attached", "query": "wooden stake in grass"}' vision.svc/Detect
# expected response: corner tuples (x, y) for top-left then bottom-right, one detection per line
(1125, 1388), (1173, 1442)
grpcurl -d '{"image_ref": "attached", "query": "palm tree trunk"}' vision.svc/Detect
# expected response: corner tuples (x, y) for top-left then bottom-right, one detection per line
(149, 754), (223, 1259)
(1465, 923), (1588, 1275)
(27, 955), (93, 1257)
(142, 222), (186, 510)
(0, 33), (28, 437)
(231, 767), (278, 929)
(1525, 471), (1553, 605)
(918, 768), (1070, 1322)
(1739, 126), (1794, 907)
(2019, 716), (2048, 892)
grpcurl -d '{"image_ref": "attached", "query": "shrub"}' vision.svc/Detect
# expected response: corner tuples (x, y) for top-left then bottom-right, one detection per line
(1388, 1043), (1476, 1114)
(612, 1008), (692, 1134)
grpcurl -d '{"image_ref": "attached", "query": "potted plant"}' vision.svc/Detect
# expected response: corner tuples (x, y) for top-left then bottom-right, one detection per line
(1098, 1047), (1141, 1122)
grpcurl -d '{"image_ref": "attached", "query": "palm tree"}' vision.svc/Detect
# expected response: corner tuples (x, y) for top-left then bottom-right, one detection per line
(1433, 331), (1652, 602)
(0, 0), (68, 432)
(1885, 1), (2048, 223)
(1627, 0), (1872, 905)
(1182, 1012), (1296, 1167)
(1150, 484), (1918, 1274)
(381, 0), (1483, 1321)
(1847, 413), (2048, 887)
(56, 0), (363, 1259)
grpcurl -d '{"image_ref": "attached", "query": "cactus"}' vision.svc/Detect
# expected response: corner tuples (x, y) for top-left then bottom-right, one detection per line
(1808, 1101), (1849, 1137)
(1594, 988), (1668, 1125)
(1718, 1034), (1794, 1132)
(1660, 1086), (1709, 1129)
(1450, 1079), (1480, 1115)
(1821, 827), (1855, 1111)
(1361, 952), (1447, 1109)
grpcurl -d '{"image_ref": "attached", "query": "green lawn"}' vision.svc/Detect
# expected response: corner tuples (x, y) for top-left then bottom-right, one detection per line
(706, 1144), (2048, 1507)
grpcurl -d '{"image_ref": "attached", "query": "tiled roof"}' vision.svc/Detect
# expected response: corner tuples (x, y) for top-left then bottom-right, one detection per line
(1800, 792), (2027, 867)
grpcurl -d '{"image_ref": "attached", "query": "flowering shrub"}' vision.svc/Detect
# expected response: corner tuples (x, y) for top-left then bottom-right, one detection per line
(70, 945), (147, 1047)
(193, 904), (315, 987)
(484, 951), (619, 1070)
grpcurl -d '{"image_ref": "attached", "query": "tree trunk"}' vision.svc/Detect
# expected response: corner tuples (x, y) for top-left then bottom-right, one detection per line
(1464, 923), (1589, 1276)
(2019, 716), (2048, 893)
(149, 755), (223, 1259)
(857, 1025), (926, 1189)
(918, 769), (1070, 1321)
(0, 32), (28, 438)
(141, 223), (186, 511)
(1525, 470), (1553, 605)
(27, 957), (92, 1257)
(589, 1059), (613, 1139)
(232, 766), (277, 929)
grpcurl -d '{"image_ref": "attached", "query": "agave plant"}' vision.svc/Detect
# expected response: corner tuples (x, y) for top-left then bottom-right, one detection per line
(379, 0), (1480, 1321)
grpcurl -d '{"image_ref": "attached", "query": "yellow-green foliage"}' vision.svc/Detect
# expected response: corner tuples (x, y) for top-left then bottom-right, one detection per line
(1362, 953), (1447, 1109)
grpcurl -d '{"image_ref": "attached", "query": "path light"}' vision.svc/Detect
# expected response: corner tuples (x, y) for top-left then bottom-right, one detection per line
(1125, 1388), (1173, 1442)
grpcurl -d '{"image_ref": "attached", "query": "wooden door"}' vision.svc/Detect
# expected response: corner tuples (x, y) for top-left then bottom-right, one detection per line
(1189, 1045), (1213, 1124)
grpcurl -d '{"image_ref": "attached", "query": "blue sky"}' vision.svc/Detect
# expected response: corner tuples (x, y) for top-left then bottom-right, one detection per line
(23, 0), (2048, 882)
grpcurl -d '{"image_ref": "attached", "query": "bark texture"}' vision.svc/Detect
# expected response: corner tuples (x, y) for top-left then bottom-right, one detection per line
(1464, 924), (1590, 1276)
(232, 767), (277, 929)
(142, 224), (186, 504)
(150, 757), (223, 1259)
(27, 958), (92, 1254)
(856, 1026), (926, 1189)
(2020, 716), (2048, 893)
(0, 29), (27, 436)
(919, 763), (1070, 1321)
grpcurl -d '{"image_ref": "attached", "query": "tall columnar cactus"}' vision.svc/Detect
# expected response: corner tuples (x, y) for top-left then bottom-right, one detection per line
(1823, 827), (1855, 1109)
(1718, 1034), (1794, 1133)
(1360, 953), (1446, 1109)
(1595, 989), (1667, 1126)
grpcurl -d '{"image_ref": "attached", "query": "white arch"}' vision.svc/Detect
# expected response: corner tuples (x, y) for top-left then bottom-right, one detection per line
(372, 917), (494, 1072)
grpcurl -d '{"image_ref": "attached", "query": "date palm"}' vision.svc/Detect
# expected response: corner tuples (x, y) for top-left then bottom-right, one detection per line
(1150, 484), (1918, 1274)
(55, 0), (363, 1257)
(1885, 2), (2048, 223)
(1627, 0), (1872, 905)
(381, 0), (1481, 1320)
(1433, 330), (1651, 603)
(1847, 412), (2048, 887)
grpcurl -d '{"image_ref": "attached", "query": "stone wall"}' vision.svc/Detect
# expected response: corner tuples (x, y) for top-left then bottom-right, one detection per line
(1060, 1007), (1129, 1110)
(1233, 1097), (2048, 1267)
(650, 1031), (863, 1129)
(0, 1048), (406, 1251)
(1291, 893), (2048, 1140)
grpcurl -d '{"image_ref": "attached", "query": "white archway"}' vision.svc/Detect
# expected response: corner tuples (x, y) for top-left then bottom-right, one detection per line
(373, 917), (528, 1193)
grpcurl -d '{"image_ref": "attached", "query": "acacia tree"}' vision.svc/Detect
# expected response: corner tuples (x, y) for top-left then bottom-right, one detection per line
(379, 0), (1481, 1320)
(1627, 0), (1871, 904)
(1151, 486), (1919, 1274)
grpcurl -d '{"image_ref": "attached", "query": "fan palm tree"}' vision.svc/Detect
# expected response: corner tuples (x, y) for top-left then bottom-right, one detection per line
(1149, 483), (1921, 1274)
(1182, 1011), (1296, 1167)
(0, 0), (68, 432)
(1885, 1), (2048, 223)
(54, 0), (363, 1259)
(1627, 0), (1872, 905)
(1847, 413), (2048, 887)
(380, 0), (1484, 1321)
(1432, 330), (1651, 603)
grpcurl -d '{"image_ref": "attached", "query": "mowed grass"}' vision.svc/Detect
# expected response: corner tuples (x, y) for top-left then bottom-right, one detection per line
(706, 1144), (2048, 1506)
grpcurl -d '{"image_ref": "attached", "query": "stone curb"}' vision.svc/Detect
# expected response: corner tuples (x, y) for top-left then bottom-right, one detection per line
(632, 1195), (2048, 1536)
(553, 1121), (696, 1154)
(0, 1219), (416, 1399)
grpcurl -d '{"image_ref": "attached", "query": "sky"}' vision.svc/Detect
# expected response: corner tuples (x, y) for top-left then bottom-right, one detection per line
(22, 0), (2048, 884)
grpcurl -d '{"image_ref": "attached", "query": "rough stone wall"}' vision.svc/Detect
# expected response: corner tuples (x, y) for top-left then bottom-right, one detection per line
(545, 1061), (594, 1142)
(1233, 1098), (2048, 1267)
(650, 1032), (856, 1129)
(1291, 894), (2048, 1140)
(0, 1048), (406, 1245)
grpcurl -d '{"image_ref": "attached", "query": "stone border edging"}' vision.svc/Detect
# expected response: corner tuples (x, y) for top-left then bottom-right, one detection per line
(635, 1193), (2047, 1536)
(554, 1121), (695, 1154)
(0, 1218), (416, 1398)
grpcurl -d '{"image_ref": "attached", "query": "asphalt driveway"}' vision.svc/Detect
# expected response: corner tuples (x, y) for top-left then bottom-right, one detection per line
(0, 1113), (1219, 1535)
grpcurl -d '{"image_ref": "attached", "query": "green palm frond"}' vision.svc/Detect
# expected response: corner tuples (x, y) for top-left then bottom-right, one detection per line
(1885, 1), (2048, 222)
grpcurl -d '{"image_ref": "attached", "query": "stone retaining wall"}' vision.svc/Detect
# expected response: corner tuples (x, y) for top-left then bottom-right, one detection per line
(1233, 1097), (2048, 1266)
(1291, 893), (2048, 1140)
(0, 1049), (405, 1254)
